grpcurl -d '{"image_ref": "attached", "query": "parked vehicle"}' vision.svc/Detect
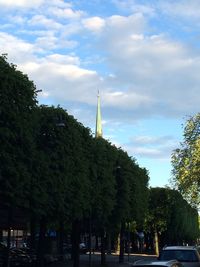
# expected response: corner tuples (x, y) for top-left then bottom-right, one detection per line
(20, 248), (37, 264)
(63, 243), (88, 254)
(133, 259), (183, 267)
(0, 243), (6, 267)
(79, 243), (87, 254)
(9, 248), (32, 266)
(0, 244), (32, 267)
(158, 246), (200, 267)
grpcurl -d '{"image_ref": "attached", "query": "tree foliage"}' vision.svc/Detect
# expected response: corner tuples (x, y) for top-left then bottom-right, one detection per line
(0, 54), (150, 229)
(171, 113), (200, 207)
(145, 187), (199, 246)
(0, 54), (37, 208)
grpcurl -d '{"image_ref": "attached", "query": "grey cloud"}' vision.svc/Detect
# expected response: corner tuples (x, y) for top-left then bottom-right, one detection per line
(158, 0), (200, 19)
(123, 139), (177, 159)
(129, 135), (176, 146)
(112, 0), (155, 16)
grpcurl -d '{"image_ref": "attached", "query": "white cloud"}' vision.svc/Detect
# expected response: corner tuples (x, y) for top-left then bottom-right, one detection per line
(113, 0), (155, 16)
(0, 0), (44, 8)
(49, 7), (85, 19)
(46, 54), (80, 65)
(29, 15), (63, 30)
(82, 17), (105, 32)
(8, 15), (27, 25)
(35, 35), (59, 50)
(107, 13), (145, 33)
(94, 14), (200, 116)
(121, 133), (179, 160)
(0, 32), (36, 61)
(131, 147), (163, 158)
(103, 91), (153, 109)
(159, 0), (200, 19)
(130, 135), (175, 146)
(18, 58), (100, 105)
(47, 0), (72, 9)
(0, 0), (200, 122)
(131, 34), (144, 41)
(113, 0), (200, 20)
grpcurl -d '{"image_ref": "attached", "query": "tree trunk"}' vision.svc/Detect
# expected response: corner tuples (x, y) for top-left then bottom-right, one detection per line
(0, 230), (3, 242)
(71, 220), (80, 267)
(95, 235), (99, 250)
(37, 217), (47, 267)
(107, 233), (111, 254)
(5, 207), (12, 267)
(88, 217), (92, 267)
(5, 227), (11, 267)
(30, 214), (37, 250)
(100, 229), (106, 266)
(154, 230), (159, 256)
(58, 220), (64, 260)
(115, 233), (120, 254)
(119, 222), (125, 263)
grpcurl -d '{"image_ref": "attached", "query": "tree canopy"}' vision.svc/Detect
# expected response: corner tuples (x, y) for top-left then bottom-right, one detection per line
(145, 187), (199, 246)
(0, 54), (150, 237)
(171, 113), (200, 208)
(0, 54), (37, 209)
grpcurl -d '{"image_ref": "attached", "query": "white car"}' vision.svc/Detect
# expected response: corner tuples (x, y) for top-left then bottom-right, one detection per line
(158, 246), (200, 267)
(133, 259), (183, 267)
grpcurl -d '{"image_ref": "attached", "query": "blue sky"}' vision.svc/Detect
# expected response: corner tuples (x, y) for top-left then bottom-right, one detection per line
(0, 0), (199, 187)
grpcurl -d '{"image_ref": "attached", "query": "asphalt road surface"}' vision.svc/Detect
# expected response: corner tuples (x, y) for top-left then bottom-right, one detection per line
(51, 252), (157, 267)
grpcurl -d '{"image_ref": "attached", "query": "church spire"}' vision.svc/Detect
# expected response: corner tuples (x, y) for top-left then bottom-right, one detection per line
(95, 90), (103, 138)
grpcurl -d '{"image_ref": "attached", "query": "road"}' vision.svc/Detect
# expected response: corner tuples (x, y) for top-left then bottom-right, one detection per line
(51, 252), (157, 267)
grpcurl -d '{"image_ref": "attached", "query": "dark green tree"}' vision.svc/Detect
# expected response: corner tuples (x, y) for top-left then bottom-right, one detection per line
(29, 106), (71, 266)
(90, 138), (117, 265)
(0, 55), (152, 267)
(0, 54), (37, 208)
(108, 148), (149, 262)
(0, 54), (38, 267)
(31, 105), (93, 267)
(145, 187), (199, 253)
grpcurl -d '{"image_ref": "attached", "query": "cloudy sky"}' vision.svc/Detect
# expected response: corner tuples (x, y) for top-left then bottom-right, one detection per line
(1, 0), (199, 187)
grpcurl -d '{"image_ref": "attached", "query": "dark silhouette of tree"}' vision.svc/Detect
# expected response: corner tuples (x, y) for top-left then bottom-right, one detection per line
(0, 54), (38, 267)
(145, 187), (199, 253)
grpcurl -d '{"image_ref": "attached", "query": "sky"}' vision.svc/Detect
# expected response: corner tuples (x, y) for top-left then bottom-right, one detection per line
(0, 0), (199, 187)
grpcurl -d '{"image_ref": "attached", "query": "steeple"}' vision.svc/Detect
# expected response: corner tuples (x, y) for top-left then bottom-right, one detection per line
(95, 90), (103, 138)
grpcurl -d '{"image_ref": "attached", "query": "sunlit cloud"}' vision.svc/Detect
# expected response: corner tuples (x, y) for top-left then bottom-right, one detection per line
(29, 15), (63, 30)
(0, 0), (44, 8)
(49, 7), (85, 19)
(82, 17), (105, 32)
(103, 91), (153, 109)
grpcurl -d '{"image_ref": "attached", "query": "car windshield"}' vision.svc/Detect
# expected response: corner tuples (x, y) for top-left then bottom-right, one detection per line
(160, 250), (198, 262)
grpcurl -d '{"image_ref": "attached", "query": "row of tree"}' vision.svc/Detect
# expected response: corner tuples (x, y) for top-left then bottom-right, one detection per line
(146, 187), (199, 255)
(0, 55), (149, 266)
(0, 55), (199, 267)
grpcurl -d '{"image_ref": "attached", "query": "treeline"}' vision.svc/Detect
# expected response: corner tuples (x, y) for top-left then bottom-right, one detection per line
(146, 187), (199, 254)
(0, 55), (199, 267)
(0, 55), (149, 266)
